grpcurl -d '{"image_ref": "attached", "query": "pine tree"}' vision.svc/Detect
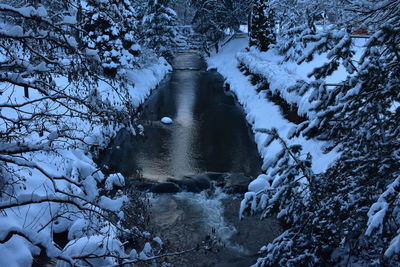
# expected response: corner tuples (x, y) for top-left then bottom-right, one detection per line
(243, 0), (400, 265)
(271, 0), (345, 61)
(295, 8), (400, 262)
(249, 0), (276, 52)
(142, 0), (179, 59)
(82, 0), (141, 78)
(240, 128), (324, 265)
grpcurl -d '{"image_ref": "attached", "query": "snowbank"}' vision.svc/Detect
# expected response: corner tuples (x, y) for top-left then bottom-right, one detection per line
(127, 57), (172, 108)
(207, 37), (339, 174)
(235, 39), (366, 117)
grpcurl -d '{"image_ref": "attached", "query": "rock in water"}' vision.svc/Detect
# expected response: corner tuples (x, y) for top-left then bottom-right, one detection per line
(161, 117), (173, 124)
(223, 173), (253, 194)
(151, 182), (181, 193)
(167, 173), (214, 193)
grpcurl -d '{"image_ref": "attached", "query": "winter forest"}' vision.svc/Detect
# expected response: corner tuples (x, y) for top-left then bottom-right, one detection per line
(0, 0), (399, 266)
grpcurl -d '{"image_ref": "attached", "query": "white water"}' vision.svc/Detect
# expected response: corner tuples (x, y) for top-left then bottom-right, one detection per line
(149, 189), (253, 263)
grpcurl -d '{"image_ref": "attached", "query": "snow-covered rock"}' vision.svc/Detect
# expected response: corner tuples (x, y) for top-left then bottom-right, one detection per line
(161, 117), (173, 124)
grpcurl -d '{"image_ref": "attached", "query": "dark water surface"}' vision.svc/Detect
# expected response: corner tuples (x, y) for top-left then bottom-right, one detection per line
(100, 53), (280, 267)
(102, 52), (261, 181)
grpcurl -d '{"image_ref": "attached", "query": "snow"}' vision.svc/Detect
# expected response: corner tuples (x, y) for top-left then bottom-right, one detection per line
(366, 202), (388, 236)
(248, 174), (270, 193)
(386, 234), (400, 258)
(57, 235), (125, 267)
(139, 242), (153, 260)
(233, 39), (366, 118)
(129, 249), (138, 260)
(62, 15), (76, 24)
(48, 131), (59, 141)
(105, 173), (125, 190)
(0, 235), (32, 267)
(99, 195), (128, 212)
(240, 192), (257, 219)
(153, 236), (163, 246)
(127, 57), (172, 108)
(161, 116), (173, 124)
(207, 37), (340, 177)
(366, 176), (400, 255)
(0, 57), (171, 265)
(239, 25), (249, 33)
(4, 25), (23, 37)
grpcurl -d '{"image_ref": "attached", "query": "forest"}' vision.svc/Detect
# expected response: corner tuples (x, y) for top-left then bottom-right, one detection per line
(0, 0), (399, 266)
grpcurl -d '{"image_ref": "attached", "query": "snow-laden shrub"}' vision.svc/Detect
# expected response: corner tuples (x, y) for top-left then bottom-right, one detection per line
(0, 1), (167, 265)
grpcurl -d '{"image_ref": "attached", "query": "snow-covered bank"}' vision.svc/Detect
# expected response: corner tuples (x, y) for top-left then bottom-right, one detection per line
(207, 37), (339, 174)
(127, 57), (172, 108)
(0, 58), (171, 266)
(236, 39), (366, 118)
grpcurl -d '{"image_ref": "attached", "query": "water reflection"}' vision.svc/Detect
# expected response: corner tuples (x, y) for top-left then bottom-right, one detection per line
(168, 71), (198, 178)
(102, 52), (261, 181)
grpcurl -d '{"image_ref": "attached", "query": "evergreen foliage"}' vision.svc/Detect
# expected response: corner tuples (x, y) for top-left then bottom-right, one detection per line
(191, 0), (226, 44)
(83, 0), (141, 78)
(271, 0), (346, 61)
(242, 0), (400, 265)
(249, 0), (276, 52)
(142, 0), (180, 59)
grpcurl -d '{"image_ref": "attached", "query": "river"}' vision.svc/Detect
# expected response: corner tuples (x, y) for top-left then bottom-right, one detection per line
(100, 52), (280, 266)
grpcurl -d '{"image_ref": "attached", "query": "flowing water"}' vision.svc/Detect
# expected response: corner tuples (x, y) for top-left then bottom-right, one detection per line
(101, 52), (280, 266)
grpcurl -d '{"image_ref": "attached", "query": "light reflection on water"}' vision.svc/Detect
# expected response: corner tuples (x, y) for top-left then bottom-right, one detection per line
(103, 52), (262, 181)
(167, 70), (198, 178)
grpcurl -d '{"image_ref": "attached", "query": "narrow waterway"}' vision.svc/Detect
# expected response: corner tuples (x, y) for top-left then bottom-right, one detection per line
(103, 52), (261, 179)
(101, 52), (280, 266)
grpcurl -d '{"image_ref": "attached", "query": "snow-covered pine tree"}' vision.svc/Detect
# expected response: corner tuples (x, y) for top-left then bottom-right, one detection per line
(142, 0), (179, 59)
(191, 0), (226, 50)
(243, 0), (400, 265)
(241, 128), (316, 225)
(240, 128), (326, 265)
(249, 0), (276, 52)
(82, 0), (141, 78)
(270, 0), (348, 61)
(272, 0), (315, 61)
(295, 2), (400, 262)
(170, 0), (196, 25)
